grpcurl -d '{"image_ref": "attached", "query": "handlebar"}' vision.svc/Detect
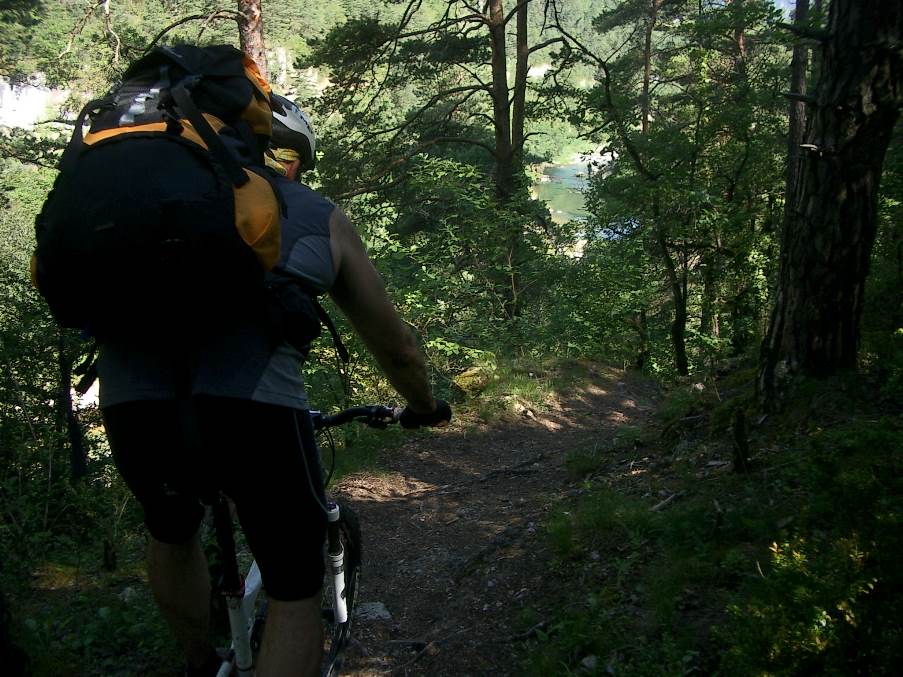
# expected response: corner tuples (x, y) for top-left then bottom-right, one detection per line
(310, 405), (397, 431)
(311, 400), (452, 431)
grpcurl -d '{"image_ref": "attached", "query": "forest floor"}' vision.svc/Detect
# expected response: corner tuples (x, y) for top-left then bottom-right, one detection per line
(334, 362), (660, 676)
(14, 360), (901, 676)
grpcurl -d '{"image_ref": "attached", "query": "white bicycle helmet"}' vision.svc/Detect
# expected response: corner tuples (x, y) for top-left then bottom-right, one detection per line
(270, 93), (316, 170)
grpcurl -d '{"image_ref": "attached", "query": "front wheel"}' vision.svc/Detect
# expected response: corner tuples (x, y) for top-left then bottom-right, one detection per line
(322, 501), (361, 677)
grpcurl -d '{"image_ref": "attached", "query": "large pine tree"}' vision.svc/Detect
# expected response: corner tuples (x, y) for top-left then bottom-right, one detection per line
(759, 0), (903, 402)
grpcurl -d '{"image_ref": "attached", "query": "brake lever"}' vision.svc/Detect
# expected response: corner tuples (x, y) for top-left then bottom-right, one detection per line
(360, 406), (397, 429)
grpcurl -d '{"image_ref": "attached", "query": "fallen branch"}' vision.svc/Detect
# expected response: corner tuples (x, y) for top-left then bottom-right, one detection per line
(490, 620), (550, 643)
(398, 452), (547, 499)
(775, 21), (832, 43)
(651, 491), (684, 512)
(783, 92), (817, 104)
(477, 452), (546, 483)
(390, 626), (472, 674)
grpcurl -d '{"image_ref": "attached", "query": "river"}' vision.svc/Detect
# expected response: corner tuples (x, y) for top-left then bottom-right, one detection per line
(531, 162), (591, 224)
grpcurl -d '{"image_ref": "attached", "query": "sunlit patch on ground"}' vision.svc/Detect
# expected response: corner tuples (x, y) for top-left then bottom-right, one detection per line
(607, 410), (631, 424)
(339, 471), (441, 502)
(32, 562), (81, 590)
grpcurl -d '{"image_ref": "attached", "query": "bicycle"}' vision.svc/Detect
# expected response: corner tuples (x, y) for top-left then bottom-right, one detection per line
(208, 404), (398, 677)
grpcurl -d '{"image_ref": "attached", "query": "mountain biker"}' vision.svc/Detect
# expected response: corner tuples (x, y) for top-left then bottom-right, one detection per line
(99, 94), (451, 677)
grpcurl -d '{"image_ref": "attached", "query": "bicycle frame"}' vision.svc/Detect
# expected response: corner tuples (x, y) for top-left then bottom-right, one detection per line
(212, 494), (264, 677)
(216, 563), (263, 677)
(211, 497), (353, 677)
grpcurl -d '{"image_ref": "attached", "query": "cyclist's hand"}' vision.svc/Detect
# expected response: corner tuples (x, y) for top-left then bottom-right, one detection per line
(396, 400), (452, 429)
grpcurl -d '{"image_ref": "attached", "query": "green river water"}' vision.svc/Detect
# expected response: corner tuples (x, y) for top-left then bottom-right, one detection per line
(532, 163), (590, 224)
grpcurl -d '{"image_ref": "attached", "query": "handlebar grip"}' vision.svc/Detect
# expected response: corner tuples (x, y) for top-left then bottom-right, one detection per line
(312, 405), (395, 430)
(397, 400), (452, 429)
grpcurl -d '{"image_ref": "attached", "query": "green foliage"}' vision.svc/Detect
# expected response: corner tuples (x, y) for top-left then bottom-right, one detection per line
(547, 489), (655, 562)
(862, 131), (903, 398)
(16, 564), (178, 676)
(573, 0), (786, 375)
(565, 424), (645, 478)
(720, 418), (903, 674)
(522, 379), (903, 676)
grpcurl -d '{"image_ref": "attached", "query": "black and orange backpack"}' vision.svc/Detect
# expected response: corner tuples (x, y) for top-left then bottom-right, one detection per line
(33, 44), (286, 339)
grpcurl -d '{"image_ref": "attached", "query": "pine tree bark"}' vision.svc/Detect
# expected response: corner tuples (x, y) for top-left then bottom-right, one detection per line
(641, 0), (660, 135)
(760, 0), (903, 402)
(238, 0), (267, 80)
(488, 0), (514, 200)
(512, 2), (529, 162)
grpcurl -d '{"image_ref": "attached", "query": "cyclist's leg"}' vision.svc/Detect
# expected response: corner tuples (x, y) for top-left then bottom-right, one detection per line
(194, 397), (327, 675)
(102, 400), (217, 672)
(257, 597), (323, 677)
(147, 535), (215, 671)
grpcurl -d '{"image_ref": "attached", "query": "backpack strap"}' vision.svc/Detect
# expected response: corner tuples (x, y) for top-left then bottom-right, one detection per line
(312, 298), (350, 364)
(267, 276), (350, 364)
(286, 278), (350, 364)
(58, 96), (114, 175)
(233, 118), (265, 166)
(247, 165), (288, 217)
(169, 76), (249, 188)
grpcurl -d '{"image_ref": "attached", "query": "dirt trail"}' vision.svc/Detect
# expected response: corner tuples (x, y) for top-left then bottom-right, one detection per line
(334, 365), (658, 676)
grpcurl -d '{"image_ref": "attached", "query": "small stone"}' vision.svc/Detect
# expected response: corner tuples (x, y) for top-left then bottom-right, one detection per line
(118, 586), (138, 603)
(581, 655), (599, 671)
(355, 602), (392, 621)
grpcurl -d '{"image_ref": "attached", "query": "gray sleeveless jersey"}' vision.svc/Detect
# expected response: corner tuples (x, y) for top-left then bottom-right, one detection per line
(97, 179), (337, 410)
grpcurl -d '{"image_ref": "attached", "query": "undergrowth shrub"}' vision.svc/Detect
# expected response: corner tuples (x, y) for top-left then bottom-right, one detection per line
(522, 381), (903, 676)
(719, 417), (903, 675)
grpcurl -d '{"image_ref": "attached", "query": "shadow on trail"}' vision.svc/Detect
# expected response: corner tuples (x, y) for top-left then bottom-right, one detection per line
(336, 366), (657, 676)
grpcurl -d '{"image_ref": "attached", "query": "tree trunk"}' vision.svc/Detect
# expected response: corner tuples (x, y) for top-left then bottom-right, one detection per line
(700, 252), (721, 340)
(784, 0), (809, 229)
(488, 0), (514, 199)
(58, 332), (87, 481)
(238, 0), (267, 80)
(760, 0), (903, 402)
(641, 0), (660, 135)
(488, 0), (526, 319)
(628, 309), (651, 369)
(511, 2), (529, 162)
(656, 218), (690, 376)
(641, 3), (690, 374)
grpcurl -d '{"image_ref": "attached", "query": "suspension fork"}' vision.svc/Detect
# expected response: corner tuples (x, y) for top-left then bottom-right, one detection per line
(325, 501), (348, 623)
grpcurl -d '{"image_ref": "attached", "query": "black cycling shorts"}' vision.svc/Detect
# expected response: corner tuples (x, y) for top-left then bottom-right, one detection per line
(102, 396), (327, 601)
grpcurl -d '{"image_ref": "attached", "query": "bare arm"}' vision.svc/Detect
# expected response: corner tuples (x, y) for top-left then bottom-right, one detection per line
(327, 206), (436, 413)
